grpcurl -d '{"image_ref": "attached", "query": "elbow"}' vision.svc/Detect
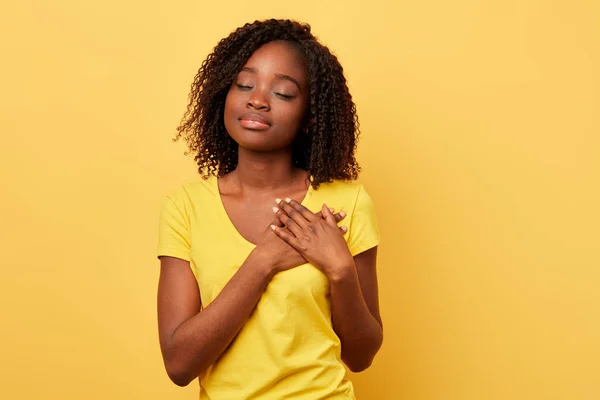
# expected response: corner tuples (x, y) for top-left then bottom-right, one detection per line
(164, 359), (201, 387)
(346, 358), (374, 373)
(169, 373), (194, 388)
(166, 367), (194, 387)
(161, 337), (209, 387)
(342, 349), (377, 373)
(343, 330), (383, 373)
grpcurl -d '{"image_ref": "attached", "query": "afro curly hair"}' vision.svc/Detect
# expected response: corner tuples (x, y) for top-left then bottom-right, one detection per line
(174, 18), (361, 188)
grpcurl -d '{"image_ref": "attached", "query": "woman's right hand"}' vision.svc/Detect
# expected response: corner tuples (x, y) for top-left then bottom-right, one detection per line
(252, 209), (347, 275)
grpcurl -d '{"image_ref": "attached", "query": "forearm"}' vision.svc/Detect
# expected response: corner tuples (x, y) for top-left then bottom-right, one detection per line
(164, 250), (274, 385)
(329, 263), (383, 372)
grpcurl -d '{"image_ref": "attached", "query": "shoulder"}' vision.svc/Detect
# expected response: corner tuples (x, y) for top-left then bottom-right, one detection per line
(159, 176), (220, 222)
(317, 180), (380, 256)
(164, 176), (217, 205)
(313, 179), (364, 199)
(313, 180), (375, 209)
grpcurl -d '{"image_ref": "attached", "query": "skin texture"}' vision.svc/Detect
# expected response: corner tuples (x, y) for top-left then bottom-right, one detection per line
(158, 21), (382, 388)
(224, 41), (309, 154)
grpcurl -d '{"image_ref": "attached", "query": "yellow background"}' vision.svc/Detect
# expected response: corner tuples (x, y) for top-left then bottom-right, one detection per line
(2, 0), (599, 399)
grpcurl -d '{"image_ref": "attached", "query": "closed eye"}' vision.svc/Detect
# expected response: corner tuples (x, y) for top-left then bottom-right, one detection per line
(275, 92), (294, 100)
(236, 84), (253, 90)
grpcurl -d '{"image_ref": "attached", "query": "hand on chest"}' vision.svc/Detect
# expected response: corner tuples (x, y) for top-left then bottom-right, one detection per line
(221, 188), (310, 245)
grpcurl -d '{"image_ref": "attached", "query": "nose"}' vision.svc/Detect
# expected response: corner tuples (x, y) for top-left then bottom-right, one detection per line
(246, 88), (270, 111)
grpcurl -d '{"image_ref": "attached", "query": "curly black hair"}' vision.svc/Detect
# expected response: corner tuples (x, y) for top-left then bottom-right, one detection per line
(174, 19), (361, 188)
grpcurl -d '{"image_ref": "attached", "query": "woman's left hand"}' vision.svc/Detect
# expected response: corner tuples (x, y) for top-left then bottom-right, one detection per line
(271, 198), (354, 280)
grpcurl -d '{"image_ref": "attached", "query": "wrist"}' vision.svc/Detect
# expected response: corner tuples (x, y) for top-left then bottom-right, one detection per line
(248, 247), (278, 279)
(325, 259), (356, 283)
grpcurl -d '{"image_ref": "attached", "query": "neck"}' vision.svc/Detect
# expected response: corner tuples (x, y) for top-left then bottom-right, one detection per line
(232, 147), (305, 191)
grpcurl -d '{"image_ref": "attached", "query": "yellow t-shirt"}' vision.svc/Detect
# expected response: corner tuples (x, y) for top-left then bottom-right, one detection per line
(157, 175), (380, 399)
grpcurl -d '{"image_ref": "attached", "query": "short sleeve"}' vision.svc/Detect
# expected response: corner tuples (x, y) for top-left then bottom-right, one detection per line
(157, 196), (191, 261)
(347, 185), (381, 256)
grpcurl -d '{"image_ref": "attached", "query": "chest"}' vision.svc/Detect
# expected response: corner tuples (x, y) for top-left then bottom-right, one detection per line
(219, 200), (272, 245)
(190, 227), (331, 312)
(221, 189), (307, 245)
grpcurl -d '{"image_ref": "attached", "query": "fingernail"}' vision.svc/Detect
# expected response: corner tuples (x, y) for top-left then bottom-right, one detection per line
(341, 226), (348, 232)
(272, 207), (279, 213)
(275, 198), (282, 204)
(340, 211), (346, 218)
(329, 207), (334, 212)
(270, 224), (277, 231)
(285, 197), (292, 203)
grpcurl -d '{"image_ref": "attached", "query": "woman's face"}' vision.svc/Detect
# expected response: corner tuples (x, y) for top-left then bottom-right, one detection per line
(224, 40), (309, 153)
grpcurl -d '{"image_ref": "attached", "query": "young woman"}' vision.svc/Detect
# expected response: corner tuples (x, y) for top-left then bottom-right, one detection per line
(157, 18), (382, 399)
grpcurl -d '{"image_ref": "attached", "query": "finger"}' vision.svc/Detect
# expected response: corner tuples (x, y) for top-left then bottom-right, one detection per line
(334, 211), (346, 223)
(277, 198), (311, 229)
(321, 204), (338, 227)
(285, 198), (319, 223)
(270, 224), (301, 250)
(270, 213), (285, 228)
(272, 206), (303, 237)
(316, 209), (346, 223)
(340, 226), (348, 234)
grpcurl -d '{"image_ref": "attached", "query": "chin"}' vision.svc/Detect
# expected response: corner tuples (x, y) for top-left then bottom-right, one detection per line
(229, 129), (294, 153)
(229, 134), (273, 152)
(238, 140), (282, 153)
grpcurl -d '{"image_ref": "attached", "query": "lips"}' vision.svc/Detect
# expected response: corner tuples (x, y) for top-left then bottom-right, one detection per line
(239, 113), (271, 130)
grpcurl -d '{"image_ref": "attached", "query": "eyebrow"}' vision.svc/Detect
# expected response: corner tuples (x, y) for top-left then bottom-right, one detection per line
(240, 67), (302, 90)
